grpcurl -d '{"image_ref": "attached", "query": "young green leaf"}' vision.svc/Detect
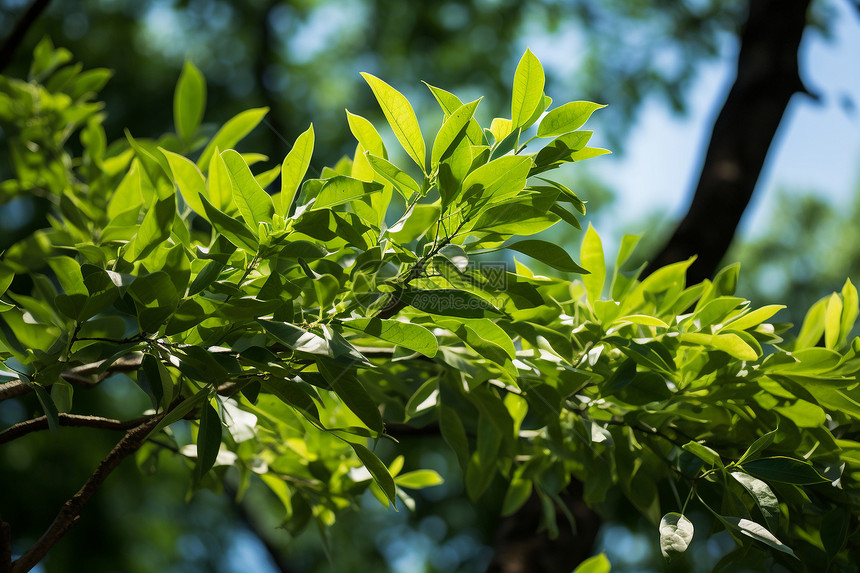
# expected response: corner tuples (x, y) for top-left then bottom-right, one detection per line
(394, 470), (444, 489)
(199, 193), (259, 253)
(432, 98), (481, 167)
(537, 101), (606, 138)
(365, 153), (421, 199)
(461, 155), (532, 205)
(737, 429), (777, 464)
(659, 513), (694, 559)
(174, 60), (206, 144)
(511, 48), (545, 129)
(824, 292), (843, 350)
(360, 72), (426, 173)
(279, 124), (314, 217)
(840, 278), (859, 347)
(160, 148), (208, 217)
(221, 149), (275, 228)
(581, 224), (605, 302)
(424, 83), (485, 145)
(682, 441), (723, 467)
(342, 317), (437, 357)
(572, 554), (611, 573)
(312, 176), (383, 210)
(346, 111), (386, 157)
(350, 443), (397, 507)
(197, 107), (269, 170)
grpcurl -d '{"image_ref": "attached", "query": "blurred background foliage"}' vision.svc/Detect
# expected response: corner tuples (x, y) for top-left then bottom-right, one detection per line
(1, 0), (858, 571)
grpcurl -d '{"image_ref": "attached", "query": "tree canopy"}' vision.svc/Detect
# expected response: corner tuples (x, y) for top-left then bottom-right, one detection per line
(1, 39), (860, 573)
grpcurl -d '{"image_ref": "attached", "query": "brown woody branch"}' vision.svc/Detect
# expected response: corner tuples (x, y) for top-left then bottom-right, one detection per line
(0, 414), (154, 445)
(10, 414), (163, 573)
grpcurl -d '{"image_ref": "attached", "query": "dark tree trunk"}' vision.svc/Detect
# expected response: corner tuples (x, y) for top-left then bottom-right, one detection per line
(645, 0), (813, 283)
(0, 0), (52, 74)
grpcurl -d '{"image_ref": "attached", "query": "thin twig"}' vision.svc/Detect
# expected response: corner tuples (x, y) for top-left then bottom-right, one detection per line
(0, 414), (154, 445)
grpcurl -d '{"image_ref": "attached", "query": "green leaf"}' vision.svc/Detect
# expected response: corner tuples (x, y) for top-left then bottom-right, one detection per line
(146, 388), (209, 438)
(141, 353), (173, 411)
(795, 296), (827, 349)
(365, 153), (421, 199)
(659, 513), (694, 559)
(194, 401), (222, 482)
(221, 149), (275, 228)
(537, 101), (606, 138)
(682, 441), (723, 467)
(318, 360), (382, 434)
(279, 124), (314, 217)
(129, 193), (176, 261)
(740, 457), (830, 485)
(361, 72), (426, 173)
(581, 224), (605, 302)
(737, 429), (777, 464)
(724, 305), (785, 332)
(47, 256), (87, 295)
(719, 516), (796, 558)
(33, 384), (59, 434)
(677, 332), (759, 361)
(461, 155), (532, 206)
(197, 107), (269, 171)
(174, 60), (206, 144)
(199, 193), (258, 253)
(312, 176), (383, 210)
(432, 98), (481, 167)
(394, 470), (444, 489)
(400, 288), (504, 318)
(346, 110), (386, 157)
(351, 443), (397, 507)
(501, 478), (533, 516)
(50, 380), (73, 413)
(439, 404), (469, 471)
(161, 148), (207, 217)
(840, 278), (859, 347)
(261, 379), (320, 421)
(825, 292), (843, 350)
(485, 240), (587, 274)
(424, 83), (483, 145)
(511, 48), (545, 129)
(821, 507), (850, 561)
(573, 553), (611, 573)
(730, 471), (779, 532)
(342, 317), (437, 357)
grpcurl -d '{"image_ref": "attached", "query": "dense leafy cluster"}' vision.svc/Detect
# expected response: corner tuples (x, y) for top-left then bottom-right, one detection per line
(1, 40), (860, 571)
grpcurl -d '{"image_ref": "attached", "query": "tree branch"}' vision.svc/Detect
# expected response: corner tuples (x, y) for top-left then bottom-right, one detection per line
(645, 0), (813, 283)
(0, 0), (52, 74)
(0, 414), (154, 445)
(1, 356), (143, 403)
(10, 414), (163, 573)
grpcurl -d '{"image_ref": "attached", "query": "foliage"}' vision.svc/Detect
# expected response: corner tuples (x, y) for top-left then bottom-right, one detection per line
(1, 40), (860, 572)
